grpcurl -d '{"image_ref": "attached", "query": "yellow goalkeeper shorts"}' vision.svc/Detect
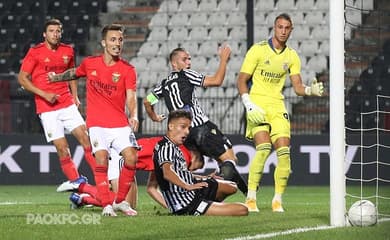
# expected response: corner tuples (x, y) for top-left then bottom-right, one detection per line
(245, 96), (290, 143)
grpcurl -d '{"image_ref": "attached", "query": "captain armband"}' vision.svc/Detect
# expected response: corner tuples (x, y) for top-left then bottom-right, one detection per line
(146, 93), (159, 105)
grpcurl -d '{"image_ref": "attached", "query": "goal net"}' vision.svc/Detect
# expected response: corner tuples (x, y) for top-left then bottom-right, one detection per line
(345, 95), (390, 223)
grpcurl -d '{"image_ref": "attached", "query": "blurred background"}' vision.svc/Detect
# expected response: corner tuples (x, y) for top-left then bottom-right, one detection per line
(0, 0), (389, 136)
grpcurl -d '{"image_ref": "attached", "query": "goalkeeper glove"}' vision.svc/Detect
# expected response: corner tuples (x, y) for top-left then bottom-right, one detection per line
(305, 78), (324, 96)
(241, 93), (266, 124)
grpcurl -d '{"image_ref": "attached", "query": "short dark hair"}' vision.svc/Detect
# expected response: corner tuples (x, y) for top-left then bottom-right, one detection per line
(101, 24), (124, 39)
(169, 47), (186, 62)
(44, 19), (62, 32)
(167, 110), (192, 124)
(274, 13), (293, 25)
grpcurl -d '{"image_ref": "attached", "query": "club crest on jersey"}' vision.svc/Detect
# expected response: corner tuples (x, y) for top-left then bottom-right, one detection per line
(283, 62), (289, 71)
(112, 72), (120, 83)
(93, 140), (99, 148)
(91, 70), (97, 76)
(62, 55), (69, 64)
(264, 60), (270, 65)
(44, 57), (50, 63)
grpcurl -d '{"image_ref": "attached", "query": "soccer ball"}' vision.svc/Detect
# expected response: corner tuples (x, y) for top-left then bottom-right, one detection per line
(348, 200), (377, 227)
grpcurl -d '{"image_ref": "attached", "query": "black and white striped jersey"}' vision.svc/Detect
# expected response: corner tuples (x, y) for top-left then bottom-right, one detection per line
(151, 69), (209, 127)
(153, 136), (196, 213)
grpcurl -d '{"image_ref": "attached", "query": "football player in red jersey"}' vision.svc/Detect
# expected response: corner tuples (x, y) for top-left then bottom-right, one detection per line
(49, 24), (139, 217)
(18, 19), (97, 193)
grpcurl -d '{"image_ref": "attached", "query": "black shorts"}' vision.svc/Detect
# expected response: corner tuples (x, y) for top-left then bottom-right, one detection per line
(184, 121), (233, 160)
(174, 178), (219, 216)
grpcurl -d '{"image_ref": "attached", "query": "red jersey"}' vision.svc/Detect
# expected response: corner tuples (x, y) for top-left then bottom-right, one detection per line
(137, 137), (191, 171)
(75, 55), (137, 128)
(20, 43), (75, 114)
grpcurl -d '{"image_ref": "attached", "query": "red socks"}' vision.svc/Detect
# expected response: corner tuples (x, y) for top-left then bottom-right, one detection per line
(115, 164), (136, 203)
(83, 146), (96, 172)
(59, 156), (79, 181)
(82, 191), (116, 207)
(79, 183), (97, 198)
(94, 165), (111, 207)
(82, 195), (101, 206)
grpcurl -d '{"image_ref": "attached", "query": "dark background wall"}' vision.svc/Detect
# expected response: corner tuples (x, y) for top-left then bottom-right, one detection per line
(1, 134), (388, 185)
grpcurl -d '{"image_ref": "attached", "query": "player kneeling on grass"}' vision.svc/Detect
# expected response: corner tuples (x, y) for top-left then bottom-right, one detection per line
(153, 110), (248, 216)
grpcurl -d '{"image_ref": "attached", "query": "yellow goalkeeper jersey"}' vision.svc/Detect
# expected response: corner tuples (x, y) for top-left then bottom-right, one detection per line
(240, 39), (301, 100)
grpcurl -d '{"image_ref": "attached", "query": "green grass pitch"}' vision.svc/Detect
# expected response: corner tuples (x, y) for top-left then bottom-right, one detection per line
(0, 185), (389, 240)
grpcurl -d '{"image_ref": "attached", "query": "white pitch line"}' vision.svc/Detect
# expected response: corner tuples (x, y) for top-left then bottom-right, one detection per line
(0, 201), (34, 205)
(224, 225), (338, 240)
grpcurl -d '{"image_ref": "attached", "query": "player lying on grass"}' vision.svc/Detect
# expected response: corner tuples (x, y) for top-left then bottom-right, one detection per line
(153, 110), (249, 216)
(62, 136), (205, 210)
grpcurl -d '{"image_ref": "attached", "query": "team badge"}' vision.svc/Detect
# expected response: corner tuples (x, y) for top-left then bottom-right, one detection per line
(48, 132), (52, 138)
(264, 60), (270, 65)
(112, 72), (120, 83)
(91, 70), (97, 76)
(44, 57), (50, 63)
(211, 129), (217, 135)
(62, 55), (69, 64)
(283, 62), (289, 71)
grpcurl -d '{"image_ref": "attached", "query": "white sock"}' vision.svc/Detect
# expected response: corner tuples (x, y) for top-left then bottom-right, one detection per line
(273, 193), (282, 203)
(247, 190), (257, 200)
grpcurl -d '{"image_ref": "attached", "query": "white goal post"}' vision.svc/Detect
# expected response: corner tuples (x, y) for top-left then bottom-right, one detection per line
(329, 0), (346, 226)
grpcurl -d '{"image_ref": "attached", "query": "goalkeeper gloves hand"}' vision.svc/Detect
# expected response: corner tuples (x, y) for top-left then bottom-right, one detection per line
(241, 93), (266, 124)
(305, 78), (324, 96)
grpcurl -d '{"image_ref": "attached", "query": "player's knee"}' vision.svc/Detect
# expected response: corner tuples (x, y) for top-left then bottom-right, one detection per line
(236, 203), (249, 216)
(57, 147), (71, 158)
(229, 182), (238, 194)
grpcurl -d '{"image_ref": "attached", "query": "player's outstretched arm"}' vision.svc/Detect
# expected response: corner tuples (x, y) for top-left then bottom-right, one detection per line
(48, 68), (78, 82)
(305, 78), (324, 96)
(290, 74), (324, 97)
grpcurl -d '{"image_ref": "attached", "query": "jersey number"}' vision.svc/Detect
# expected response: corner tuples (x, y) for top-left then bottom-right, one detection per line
(164, 82), (184, 108)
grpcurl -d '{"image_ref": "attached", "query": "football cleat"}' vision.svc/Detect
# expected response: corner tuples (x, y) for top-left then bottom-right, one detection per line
(245, 198), (259, 212)
(272, 200), (284, 213)
(69, 192), (90, 209)
(113, 200), (137, 216)
(102, 205), (117, 217)
(56, 176), (88, 192)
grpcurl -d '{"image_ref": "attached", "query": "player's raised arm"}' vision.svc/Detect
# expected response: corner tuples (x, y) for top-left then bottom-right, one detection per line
(203, 43), (231, 87)
(48, 68), (78, 82)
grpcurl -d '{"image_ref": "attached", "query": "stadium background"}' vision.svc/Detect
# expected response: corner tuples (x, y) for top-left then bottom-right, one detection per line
(0, 0), (389, 185)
